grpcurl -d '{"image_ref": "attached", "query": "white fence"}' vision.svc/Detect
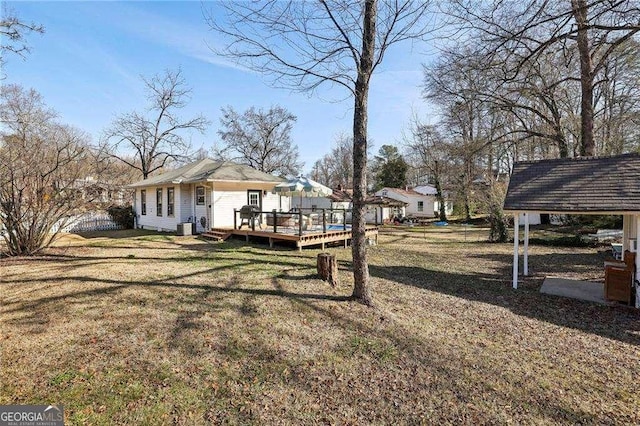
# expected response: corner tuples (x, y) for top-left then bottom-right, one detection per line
(54, 212), (123, 233)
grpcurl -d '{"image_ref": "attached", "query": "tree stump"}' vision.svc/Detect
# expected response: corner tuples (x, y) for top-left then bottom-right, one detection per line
(317, 253), (338, 287)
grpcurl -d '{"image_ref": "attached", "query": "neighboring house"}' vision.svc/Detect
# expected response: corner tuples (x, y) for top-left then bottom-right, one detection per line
(73, 177), (133, 206)
(412, 184), (454, 216)
(127, 159), (288, 232)
(364, 196), (407, 224)
(374, 187), (435, 218)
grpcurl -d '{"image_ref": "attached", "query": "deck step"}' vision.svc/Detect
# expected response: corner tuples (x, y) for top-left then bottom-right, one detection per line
(201, 229), (231, 241)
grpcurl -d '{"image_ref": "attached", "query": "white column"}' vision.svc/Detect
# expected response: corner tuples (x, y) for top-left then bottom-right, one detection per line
(622, 215), (629, 254)
(524, 213), (530, 276)
(513, 212), (520, 289)
(635, 215), (640, 308)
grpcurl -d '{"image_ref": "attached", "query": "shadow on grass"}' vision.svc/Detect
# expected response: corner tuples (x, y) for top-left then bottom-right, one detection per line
(367, 251), (640, 346)
(4, 239), (638, 347)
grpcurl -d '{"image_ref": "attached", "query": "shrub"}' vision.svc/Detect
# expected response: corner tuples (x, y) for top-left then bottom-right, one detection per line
(107, 205), (135, 229)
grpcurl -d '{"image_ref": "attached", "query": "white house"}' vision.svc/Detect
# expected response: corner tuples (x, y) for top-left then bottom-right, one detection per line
(374, 187), (435, 218)
(127, 159), (289, 232)
(412, 184), (454, 217)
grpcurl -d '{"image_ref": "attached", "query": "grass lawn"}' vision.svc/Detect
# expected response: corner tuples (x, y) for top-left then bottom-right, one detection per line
(1, 226), (639, 424)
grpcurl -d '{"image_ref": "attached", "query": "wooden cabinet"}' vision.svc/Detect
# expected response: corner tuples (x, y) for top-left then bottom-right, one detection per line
(604, 251), (635, 305)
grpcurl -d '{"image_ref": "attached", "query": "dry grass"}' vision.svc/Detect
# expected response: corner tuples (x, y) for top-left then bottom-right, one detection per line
(1, 227), (639, 425)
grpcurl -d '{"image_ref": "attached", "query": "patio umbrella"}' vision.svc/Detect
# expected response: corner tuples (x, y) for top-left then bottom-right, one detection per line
(273, 176), (333, 208)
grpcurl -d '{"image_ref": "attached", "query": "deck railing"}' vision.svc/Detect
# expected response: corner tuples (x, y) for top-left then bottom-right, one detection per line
(233, 208), (352, 235)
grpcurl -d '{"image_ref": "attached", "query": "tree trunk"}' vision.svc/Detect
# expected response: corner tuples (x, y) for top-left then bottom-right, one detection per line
(350, 0), (376, 306)
(572, 0), (595, 156)
(434, 176), (447, 221)
(317, 253), (338, 287)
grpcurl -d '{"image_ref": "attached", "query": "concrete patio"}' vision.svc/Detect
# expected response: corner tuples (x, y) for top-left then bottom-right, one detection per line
(540, 277), (607, 305)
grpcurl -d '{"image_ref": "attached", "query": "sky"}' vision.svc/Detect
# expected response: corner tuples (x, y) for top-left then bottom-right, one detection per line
(4, 1), (438, 173)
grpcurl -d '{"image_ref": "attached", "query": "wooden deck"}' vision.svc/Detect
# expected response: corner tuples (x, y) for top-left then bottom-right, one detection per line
(207, 226), (379, 251)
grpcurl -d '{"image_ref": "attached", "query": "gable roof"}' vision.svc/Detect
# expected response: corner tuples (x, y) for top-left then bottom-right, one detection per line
(503, 153), (640, 213)
(379, 187), (429, 198)
(328, 187), (352, 202)
(412, 185), (438, 196)
(128, 159), (284, 188)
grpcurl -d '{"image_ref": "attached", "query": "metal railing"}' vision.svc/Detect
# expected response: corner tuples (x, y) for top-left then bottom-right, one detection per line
(233, 208), (352, 236)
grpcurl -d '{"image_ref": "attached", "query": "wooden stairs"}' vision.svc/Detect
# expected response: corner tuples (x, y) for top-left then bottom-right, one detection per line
(200, 228), (232, 242)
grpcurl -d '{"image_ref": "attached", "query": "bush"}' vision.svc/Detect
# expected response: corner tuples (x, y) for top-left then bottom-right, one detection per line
(107, 205), (135, 229)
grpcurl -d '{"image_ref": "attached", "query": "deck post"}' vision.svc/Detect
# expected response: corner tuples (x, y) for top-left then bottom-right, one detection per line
(272, 210), (277, 233)
(298, 210), (303, 236)
(523, 213), (529, 276)
(343, 209), (347, 230)
(513, 212), (520, 289)
(322, 209), (327, 233)
(233, 209), (237, 230)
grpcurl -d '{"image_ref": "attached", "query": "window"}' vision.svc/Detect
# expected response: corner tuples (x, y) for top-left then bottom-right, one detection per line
(417, 201), (424, 212)
(167, 187), (175, 217)
(156, 188), (163, 216)
(140, 190), (146, 215)
(248, 191), (260, 206)
(196, 186), (205, 205)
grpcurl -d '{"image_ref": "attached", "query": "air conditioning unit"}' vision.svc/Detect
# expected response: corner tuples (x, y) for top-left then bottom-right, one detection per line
(176, 222), (195, 236)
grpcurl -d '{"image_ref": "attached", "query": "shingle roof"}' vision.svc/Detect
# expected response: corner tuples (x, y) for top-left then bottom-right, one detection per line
(128, 159), (284, 188)
(364, 196), (408, 207)
(503, 153), (640, 213)
(328, 188), (352, 202)
(412, 185), (438, 196)
(381, 187), (426, 197)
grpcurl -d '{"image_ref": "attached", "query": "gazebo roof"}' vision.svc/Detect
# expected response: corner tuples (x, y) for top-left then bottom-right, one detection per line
(503, 153), (640, 214)
(364, 195), (408, 207)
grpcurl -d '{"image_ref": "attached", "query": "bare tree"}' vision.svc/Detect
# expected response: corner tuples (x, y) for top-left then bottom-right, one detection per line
(0, 85), (91, 256)
(0, 5), (44, 75)
(311, 133), (354, 188)
(404, 121), (450, 221)
(102, 68), (209, 179)
(444, 0), (640, 156)
(206, 0), (437, 305)
(214, 105), (302, 176)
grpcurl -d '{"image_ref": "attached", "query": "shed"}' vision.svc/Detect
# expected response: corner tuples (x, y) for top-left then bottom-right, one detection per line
(503, 153), (640, 291)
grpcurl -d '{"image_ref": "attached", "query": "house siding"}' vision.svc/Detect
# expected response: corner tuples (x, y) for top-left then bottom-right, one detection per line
(212, 189), (283, 228)
(136, 185), (182, 231)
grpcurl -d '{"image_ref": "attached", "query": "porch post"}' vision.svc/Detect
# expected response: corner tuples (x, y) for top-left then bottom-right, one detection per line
(513, 212), (520, 289)
(523, 213), (530, 276)
(622, 215), (629, 254)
